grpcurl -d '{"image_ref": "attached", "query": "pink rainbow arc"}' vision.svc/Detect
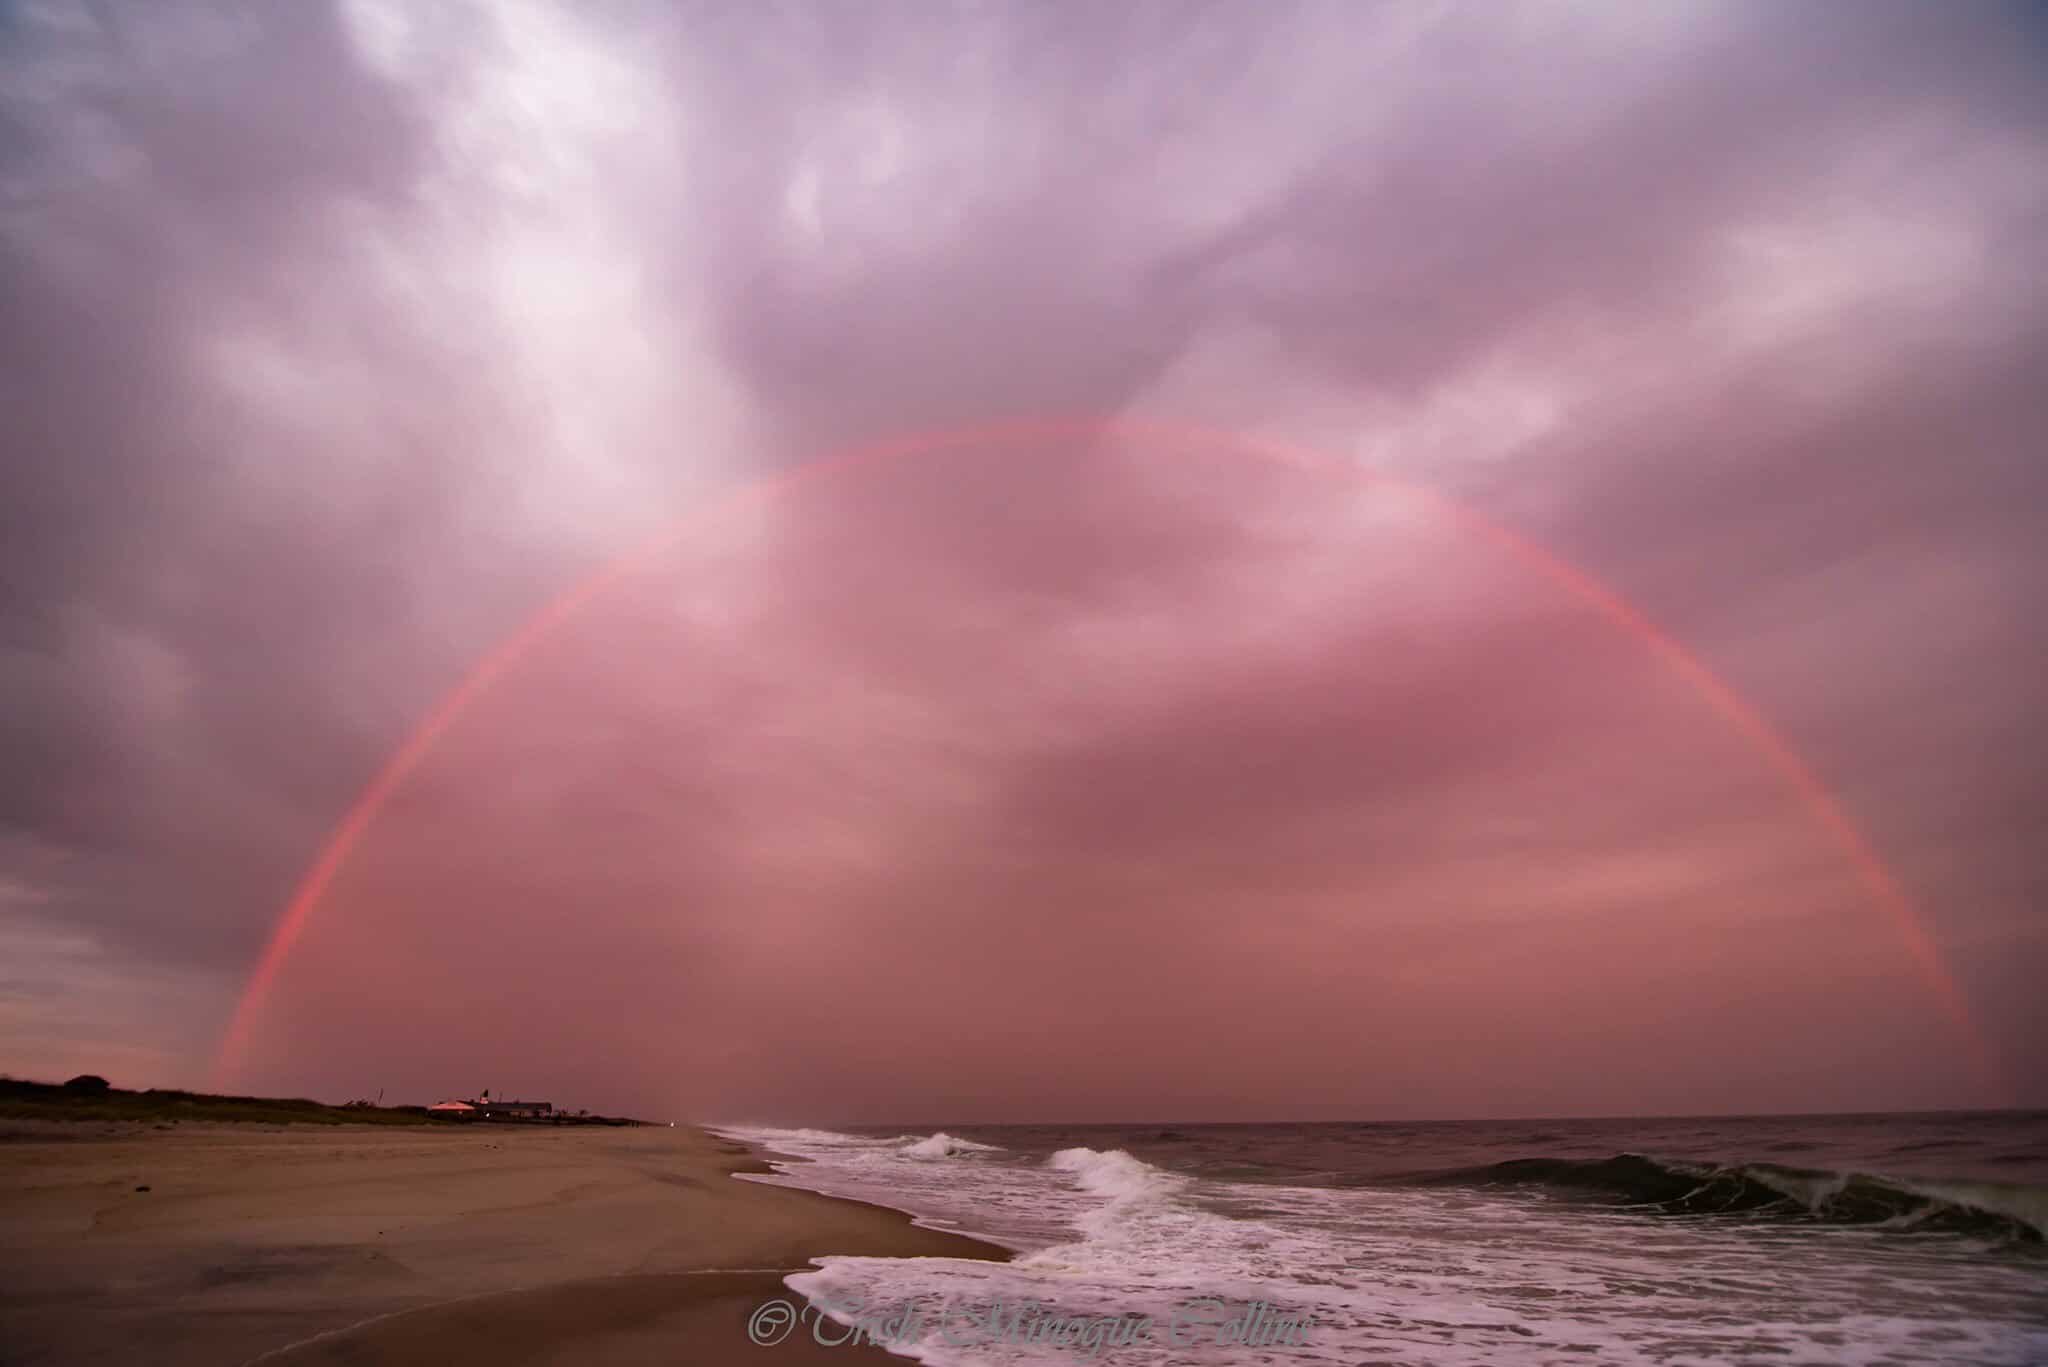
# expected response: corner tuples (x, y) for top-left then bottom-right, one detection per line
(208, 416), (2009, 1097)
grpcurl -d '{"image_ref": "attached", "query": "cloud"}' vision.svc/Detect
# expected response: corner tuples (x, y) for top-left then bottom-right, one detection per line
(1, 0), (2043, 1117)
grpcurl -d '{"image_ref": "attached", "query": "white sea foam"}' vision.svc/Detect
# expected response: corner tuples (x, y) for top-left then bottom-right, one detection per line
(904, 1132), (1006, 1158)
(738, 1125), (904, 1150)
(1047, 1147), (1179, 1200)
(715, 1126), (2048, 1366)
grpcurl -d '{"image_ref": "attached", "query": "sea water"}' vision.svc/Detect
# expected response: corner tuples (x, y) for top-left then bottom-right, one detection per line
(714, 1112), (2048, 1365)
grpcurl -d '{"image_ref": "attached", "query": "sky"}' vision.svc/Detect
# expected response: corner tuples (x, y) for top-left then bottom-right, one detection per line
(1, 1), (2043, 1124)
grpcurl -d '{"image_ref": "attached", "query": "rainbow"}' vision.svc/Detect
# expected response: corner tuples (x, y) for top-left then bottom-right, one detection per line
(209, 416), (2008, 1096)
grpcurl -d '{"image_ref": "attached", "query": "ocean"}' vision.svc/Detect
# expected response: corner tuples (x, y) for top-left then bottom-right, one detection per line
(715, 1112), (2048, 1366)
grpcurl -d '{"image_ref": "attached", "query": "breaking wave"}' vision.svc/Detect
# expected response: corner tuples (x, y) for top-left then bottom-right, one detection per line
(1048, 1146), (1184, 1202)
(1404, 1151), (2046, 1242)
(900, 1131), (1004, 1158)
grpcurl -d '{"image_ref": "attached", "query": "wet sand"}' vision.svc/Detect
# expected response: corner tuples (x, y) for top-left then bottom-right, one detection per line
(0, 1120), (1006, 1365)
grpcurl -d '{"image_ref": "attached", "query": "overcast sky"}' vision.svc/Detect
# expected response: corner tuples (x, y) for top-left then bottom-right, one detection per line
(2, 1), (2043, 1122)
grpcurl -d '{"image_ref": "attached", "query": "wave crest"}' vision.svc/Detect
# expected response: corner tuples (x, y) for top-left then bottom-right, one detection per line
(1410, 1152), (2045, 1242)
(900, 1131), (1003, 1158)
(1048, 1146), (1182, 1201)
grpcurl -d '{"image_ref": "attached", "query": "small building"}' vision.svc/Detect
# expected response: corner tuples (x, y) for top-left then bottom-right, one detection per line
(477, 1099), (552, 1121)
(427, 1100), (477, 1119)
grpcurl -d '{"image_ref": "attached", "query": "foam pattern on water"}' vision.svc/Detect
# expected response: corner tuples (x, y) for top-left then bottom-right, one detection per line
(718, 1126), (2048, 1366)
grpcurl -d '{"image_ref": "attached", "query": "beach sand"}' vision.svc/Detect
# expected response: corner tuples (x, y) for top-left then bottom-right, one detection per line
(0, 1120), (1006, 1366)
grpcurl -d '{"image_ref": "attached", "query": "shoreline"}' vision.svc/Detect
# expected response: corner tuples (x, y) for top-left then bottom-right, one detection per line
(0, 1119), (1008, 1365)
(726, 1139), (1036, 1258)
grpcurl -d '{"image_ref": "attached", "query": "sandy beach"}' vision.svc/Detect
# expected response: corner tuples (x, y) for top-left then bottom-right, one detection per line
(0, 1120), (1006, 1366)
